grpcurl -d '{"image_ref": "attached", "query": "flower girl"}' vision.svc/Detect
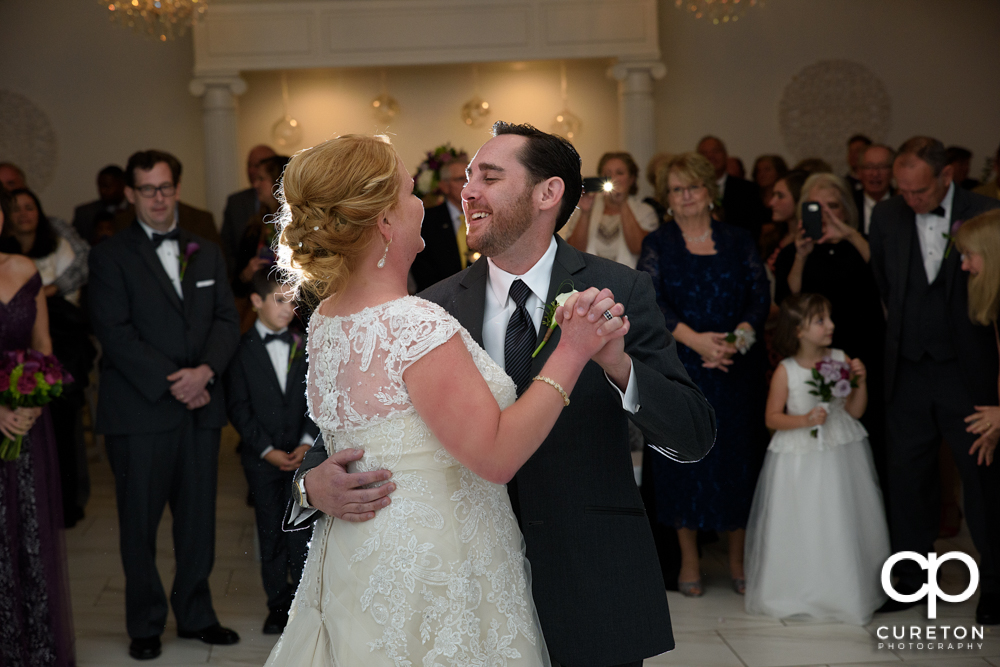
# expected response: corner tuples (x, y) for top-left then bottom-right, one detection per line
(744, 293), (889, 625)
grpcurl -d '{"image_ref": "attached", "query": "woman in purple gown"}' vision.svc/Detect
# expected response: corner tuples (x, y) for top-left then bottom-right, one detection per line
(0, 190), (75, 666)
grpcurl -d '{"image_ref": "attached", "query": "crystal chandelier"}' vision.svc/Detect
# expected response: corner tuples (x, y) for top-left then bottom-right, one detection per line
(104, 0), (207, 42)
(675, 0), (760, 25)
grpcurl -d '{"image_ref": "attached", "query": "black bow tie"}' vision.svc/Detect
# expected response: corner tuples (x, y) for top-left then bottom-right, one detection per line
(263, 331), (293, 346)
(929, 206), (946, 217)
(151, 228), (180, 248)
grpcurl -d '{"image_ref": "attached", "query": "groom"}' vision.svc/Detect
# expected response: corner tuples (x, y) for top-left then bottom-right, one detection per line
(289, 122), (716, 667)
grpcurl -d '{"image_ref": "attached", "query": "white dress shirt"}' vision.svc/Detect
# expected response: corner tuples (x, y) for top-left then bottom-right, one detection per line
(255, 319), (312, 459)
(915, 183), (954, 283)
(138, 213), (182, 298)
(483, 237), (640, 413)
(862, 191), (890, 236)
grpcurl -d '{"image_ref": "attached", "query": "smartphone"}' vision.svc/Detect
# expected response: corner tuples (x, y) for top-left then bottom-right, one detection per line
(802, 201), (823, 240)
(583, 176), (609, 194)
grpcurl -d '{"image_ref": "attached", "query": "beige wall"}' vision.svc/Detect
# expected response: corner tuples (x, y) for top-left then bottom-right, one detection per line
(0, 0), (206, 222)
(655, 0), (1000, 176)
(236, 60), (619, 185)
(2, 0), (998, 222)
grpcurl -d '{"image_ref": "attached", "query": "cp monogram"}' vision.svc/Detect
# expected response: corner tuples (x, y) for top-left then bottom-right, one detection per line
(881, 552), (979, 619)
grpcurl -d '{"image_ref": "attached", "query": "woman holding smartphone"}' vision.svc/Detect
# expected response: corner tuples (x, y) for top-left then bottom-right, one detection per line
(772, 172), (888, 501)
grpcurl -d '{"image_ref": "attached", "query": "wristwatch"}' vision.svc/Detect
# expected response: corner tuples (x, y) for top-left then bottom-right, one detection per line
(294, 470), (313, 509)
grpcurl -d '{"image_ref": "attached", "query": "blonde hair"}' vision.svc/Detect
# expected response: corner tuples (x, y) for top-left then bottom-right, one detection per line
(655, 152), (720, 214)
(798, 172), (859, 230)
(955, 210), (1000, 325)
(275, 134), (401, 303)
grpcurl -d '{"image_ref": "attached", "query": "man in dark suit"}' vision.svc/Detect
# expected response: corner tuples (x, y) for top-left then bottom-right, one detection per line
(697, 135), (768, 243)
(844, 133), (872, 192)
(853, 144), (895, 237)
(870, 136), (1000, 625)
(290, 122), (716, 667)
(226, 270), (317, 635)
(72, 164), (129, 243)
(221, 144), (276, 279)
(409, 157), (468, 292)
(89, 150), (241, 659)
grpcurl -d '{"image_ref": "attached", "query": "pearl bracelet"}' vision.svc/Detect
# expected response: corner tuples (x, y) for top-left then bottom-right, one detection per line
(533, 375), (570, 406)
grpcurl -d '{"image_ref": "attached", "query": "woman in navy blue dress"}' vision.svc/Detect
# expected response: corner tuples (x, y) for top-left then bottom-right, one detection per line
(638, 153), (770, 597)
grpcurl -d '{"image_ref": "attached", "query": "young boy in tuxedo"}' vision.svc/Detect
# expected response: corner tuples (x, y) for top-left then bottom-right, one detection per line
(225, 269), (317, 634)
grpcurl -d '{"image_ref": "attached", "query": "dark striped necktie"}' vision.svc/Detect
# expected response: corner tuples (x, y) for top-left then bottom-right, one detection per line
(504, 279), (536, 396)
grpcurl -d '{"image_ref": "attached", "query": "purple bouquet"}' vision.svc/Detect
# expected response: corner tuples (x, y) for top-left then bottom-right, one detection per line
(805, 357), (857, 438)
(0, 350), (73, 460)
(412, 144), (467, 200)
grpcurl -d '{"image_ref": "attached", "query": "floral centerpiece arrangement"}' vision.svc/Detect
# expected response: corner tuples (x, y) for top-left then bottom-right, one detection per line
(412, 143), (468, 202)
(805, 357), (857, 438)
(0, 350), (73, 460)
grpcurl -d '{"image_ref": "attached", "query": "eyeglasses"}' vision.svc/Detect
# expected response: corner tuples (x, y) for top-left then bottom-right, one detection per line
(668, 184), (705, 196)
(134, 183), (176, 198)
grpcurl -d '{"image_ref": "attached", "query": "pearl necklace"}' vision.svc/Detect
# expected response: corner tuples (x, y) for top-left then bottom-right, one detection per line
(682, 228), (711, 243)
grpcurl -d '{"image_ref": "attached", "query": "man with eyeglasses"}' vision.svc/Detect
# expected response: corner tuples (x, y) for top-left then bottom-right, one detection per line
(853, 144), (896, 237)
(409, 155), (471, 292)
(88, 149), (241, 660)
(110, 153), (221, 248)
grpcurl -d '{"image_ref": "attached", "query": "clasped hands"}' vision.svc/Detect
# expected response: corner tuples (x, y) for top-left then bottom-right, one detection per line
(304, 286), (631, 523)
(692, 323), (754, 373)
(265, 444), (311, 472)
(167, 364), (214, 410)
(0, 405), (42, 440)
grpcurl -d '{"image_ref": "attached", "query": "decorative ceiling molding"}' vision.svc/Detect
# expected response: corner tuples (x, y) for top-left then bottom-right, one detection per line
(192, 0), (660, 76)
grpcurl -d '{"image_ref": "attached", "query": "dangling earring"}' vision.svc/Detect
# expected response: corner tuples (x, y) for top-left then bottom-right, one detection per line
(666, 208), (674, 218)
(708, 202), (715, 211)
(377, 236), (392, 269)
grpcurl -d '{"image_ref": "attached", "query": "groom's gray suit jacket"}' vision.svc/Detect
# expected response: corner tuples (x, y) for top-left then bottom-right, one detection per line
(291, 237), (716, 666)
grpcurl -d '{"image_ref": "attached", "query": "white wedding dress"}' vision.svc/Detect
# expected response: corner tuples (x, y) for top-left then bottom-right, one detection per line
(265, 296), (549, 667)
(744, 349), (890, 625)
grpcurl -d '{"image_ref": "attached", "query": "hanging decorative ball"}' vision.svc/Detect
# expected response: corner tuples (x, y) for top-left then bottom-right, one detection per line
(271, 115), (303, 149)
(460, 96), (491, 128)
(372, 93), (400, 124)
(551, 109), (582, 141)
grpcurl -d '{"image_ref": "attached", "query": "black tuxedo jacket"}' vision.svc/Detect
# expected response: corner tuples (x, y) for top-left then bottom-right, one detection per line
(88, 221), (240, 435)
(225, 327), (318, 458)
(410, 202), (463, 292)
(852, 187), (895, 238)
(293, 238), (716, 665)
(72, 200), (107, 242)
(721, 175), (768, 243)
(870, 188), (1000, 403)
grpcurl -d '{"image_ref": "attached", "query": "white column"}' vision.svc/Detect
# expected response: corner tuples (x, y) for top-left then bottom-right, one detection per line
(189, 75), (248, 229)
(607, 60), (667, 200)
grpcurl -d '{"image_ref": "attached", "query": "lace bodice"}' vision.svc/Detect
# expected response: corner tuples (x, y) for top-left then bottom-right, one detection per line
(769, 349), (868, 453)
(272, 297), (545, 667)
(307, 296), (516, 432)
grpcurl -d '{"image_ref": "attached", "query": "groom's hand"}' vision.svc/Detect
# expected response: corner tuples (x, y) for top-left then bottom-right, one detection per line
(304, 448), (395, 522)
(564, 286), (631, 389)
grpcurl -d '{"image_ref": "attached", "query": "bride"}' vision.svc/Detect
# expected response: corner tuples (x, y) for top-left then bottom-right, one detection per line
(264, 134), (628, 666)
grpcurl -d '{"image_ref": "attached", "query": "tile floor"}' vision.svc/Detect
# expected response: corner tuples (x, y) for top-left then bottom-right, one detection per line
(68, 431), (999, 666)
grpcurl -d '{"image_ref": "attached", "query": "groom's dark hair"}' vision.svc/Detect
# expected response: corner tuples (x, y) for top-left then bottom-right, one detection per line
(492, 121), (582, 233)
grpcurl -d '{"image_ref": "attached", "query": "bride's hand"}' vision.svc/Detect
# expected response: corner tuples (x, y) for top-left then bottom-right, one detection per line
(556, 288), (629, 362)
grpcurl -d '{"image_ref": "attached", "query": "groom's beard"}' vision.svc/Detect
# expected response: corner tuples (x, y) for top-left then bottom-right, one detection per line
(468, 185), (535, 258)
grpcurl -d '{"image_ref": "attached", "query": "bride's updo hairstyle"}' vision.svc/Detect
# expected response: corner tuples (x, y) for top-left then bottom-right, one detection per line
(276, 134), (401, 303)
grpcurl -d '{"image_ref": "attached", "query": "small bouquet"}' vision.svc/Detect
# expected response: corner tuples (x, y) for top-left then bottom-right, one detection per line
(941, 219), (964, 259)
(532, 283), (578, 358)
(287, 332), (303, 372)
(805, 357), (857, 438)
(412, 144), (467, 201)
(178, 241), (199, 281)
(0, 350), (73, 461)
(724, 327), (756, 355)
